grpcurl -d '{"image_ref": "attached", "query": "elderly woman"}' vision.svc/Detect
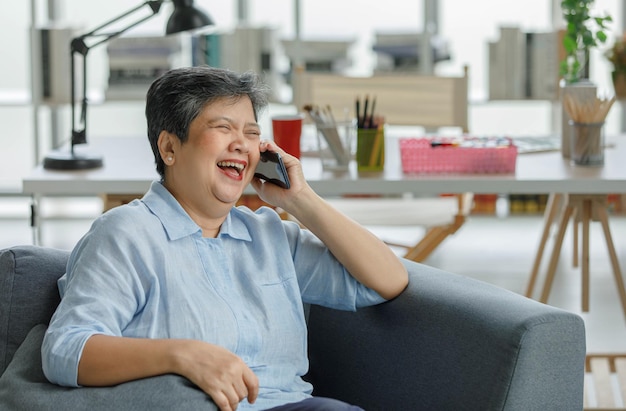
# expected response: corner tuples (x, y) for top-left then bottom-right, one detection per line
(42, 66), (408, 411)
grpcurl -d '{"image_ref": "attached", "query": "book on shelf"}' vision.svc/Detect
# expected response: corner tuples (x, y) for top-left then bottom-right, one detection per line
(488, 40), (506, 100)
(488, 27), (564, 101)
(108, 55), (173, 69)
(105, 34), (193, 100)
(104, 84), (150, 101)
(194, 32), (222, 67)
(501, 26), (526, 99)
(32, 24), (82, 104)
(472, 194), (498, 214)
(199, 26), (283, 101)
(106, 66), (170, 98)
(527, 31), (561, 100)
(106, 35), (183, 58)
(488, 26), (526, 100)
(608, 194), (625, 214)
(508, 194), (548, 214)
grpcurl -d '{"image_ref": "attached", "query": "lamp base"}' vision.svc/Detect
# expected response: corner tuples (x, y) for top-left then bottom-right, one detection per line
(43, 150), (104, 170)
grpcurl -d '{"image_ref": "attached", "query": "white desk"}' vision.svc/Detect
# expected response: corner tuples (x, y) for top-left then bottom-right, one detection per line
(22, 135), (626, 197)
(22, 135), (626, 315)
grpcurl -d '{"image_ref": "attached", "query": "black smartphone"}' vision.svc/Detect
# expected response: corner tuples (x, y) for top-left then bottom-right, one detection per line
(254, 151), (291, 189)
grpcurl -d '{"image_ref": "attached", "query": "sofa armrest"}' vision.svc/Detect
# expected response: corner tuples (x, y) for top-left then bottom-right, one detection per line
(306, 259), (586, 410)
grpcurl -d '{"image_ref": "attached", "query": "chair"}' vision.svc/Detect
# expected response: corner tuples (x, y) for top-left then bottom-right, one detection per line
(293, 67), (473, 262)
(0, 245), (585, 410)
(325, 193), (473, 262)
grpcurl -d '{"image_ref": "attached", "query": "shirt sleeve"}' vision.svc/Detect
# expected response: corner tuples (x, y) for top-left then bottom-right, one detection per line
(280, 219), (387, 311)
(41, 208), (156, 387)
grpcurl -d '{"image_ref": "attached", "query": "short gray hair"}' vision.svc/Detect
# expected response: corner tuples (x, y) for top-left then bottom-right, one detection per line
(145, 66), (270, 179)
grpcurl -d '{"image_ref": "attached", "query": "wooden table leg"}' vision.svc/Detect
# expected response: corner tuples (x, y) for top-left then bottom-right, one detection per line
(540, 202), (575, 304)
(535, 194), (626, 320)
(526, 193), (562, 298)
(581, 199), (591, 312)
(595, 200), (626, 320)
(573, 212), (579, 268)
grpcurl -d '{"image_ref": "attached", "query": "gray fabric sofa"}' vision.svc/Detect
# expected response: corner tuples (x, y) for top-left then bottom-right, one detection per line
(0, 245), (585, 410)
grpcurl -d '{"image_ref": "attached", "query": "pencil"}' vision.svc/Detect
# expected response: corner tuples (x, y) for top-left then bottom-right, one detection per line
(369, 125), (383, 167)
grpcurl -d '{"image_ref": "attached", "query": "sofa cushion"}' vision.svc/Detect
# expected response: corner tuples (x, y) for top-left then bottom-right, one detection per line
(0, 324), (218, 410)
(0, 245), (69, 375)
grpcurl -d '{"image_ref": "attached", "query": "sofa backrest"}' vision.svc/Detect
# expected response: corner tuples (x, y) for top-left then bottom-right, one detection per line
(0, 246), (69, 375)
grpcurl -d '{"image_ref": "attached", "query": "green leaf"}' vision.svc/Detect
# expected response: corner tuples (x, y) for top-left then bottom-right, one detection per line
(563, 36), (577, 53)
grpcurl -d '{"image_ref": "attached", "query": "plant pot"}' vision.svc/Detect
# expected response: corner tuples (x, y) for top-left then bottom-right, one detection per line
(612, 71), (626, 99)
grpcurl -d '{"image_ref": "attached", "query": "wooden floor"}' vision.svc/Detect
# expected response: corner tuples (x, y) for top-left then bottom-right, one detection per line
(585, 355), (626, 410)
(2, 196), (626, 407)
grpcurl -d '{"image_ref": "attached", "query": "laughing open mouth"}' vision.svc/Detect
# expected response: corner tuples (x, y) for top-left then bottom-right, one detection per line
(217, 161), (245, 176)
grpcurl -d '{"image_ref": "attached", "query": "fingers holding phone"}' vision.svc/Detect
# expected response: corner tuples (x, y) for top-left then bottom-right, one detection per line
(254, 150), (290, 189)
(252, 141), (319, 217)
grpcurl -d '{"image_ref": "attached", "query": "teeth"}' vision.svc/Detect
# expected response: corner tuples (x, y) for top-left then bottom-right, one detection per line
(217, 161), (244, 172)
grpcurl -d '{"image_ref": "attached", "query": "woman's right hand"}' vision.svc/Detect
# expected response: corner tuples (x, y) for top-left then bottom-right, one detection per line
(77, 334), (258, 410)
(172, 339), (259, 410)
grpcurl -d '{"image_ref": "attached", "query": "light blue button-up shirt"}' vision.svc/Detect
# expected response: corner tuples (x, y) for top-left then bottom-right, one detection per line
(42, 181), (385, 409)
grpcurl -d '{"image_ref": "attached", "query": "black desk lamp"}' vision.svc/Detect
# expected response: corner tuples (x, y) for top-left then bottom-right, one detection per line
(43, 0), (213, 170)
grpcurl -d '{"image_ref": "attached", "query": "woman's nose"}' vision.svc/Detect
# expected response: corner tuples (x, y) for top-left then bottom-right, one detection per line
(231, 130), (250, 153)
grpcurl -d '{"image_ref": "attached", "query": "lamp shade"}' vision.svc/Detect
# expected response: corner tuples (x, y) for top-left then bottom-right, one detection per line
(166, 0), (214, 34)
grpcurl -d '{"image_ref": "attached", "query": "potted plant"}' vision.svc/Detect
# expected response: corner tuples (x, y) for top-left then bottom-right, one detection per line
(560, 0), (612, 84)
(559, 0), (612, 159)
(605, 34), (626, 97)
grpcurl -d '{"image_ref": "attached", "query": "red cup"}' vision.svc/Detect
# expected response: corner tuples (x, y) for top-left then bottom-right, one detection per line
(272, 115), (303, 158)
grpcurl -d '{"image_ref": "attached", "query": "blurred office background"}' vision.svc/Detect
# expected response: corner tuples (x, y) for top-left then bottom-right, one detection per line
(1, 0), (625, 193)
(1, 1), (626, 360)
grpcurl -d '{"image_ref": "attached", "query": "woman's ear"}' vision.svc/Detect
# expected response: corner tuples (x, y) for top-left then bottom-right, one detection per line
(157, 131), (178, 165)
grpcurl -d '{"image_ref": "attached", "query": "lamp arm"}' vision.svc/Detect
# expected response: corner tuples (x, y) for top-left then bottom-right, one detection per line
(70, 0), (165, 147)
(72, 1), (164, 56)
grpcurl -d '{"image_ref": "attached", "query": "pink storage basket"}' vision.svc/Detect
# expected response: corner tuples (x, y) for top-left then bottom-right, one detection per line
(400, 137), (517, 174)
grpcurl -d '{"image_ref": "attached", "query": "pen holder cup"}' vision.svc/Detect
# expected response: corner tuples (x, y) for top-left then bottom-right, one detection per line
(315, 120), (355, 171)
(356, 127), (385, 172)
(569, 120), (605, 166)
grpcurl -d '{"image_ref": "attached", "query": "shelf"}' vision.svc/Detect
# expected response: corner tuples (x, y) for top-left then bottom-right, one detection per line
(0, 91), (30, 107)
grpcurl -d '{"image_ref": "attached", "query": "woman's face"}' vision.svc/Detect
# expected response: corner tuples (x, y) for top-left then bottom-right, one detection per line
(163, 96), (261, 216)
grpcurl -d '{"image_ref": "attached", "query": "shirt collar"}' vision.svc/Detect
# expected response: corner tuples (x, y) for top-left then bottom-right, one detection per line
(141, 181), (252, 242)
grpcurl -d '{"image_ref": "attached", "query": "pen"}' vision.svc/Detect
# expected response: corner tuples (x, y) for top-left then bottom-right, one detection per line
(367, 96), (377, 129)
(355, 97), (361, 128)
(362, 95), (369, 129)
(430, 141), (458, 147)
